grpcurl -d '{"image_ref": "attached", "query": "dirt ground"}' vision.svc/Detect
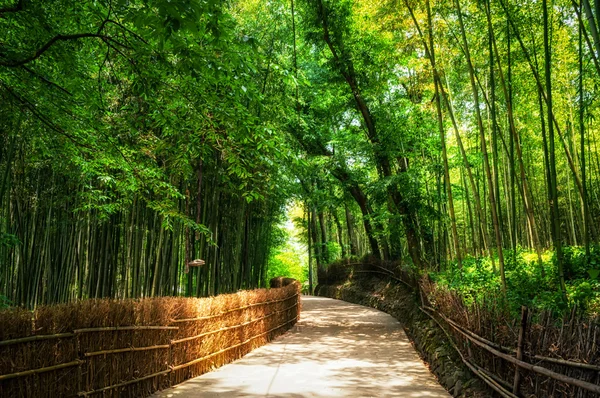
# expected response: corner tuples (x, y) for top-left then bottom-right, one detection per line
(153, 296), (450, 398)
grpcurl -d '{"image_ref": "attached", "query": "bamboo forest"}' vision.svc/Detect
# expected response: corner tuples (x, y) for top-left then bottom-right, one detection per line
(5, 0), (600, 396)
(0, 0), (600, 338)
(2, 0), (600, 312)
(1, 0), (598, 314)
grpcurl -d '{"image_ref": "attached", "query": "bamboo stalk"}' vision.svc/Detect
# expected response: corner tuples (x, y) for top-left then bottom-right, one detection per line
(76, 332), (82, 394)
(529, 354), (600, 371)
(0, 359), (82, 381)
(513, 306), (528, 394)
(477, 366), (518, 398)
(0, 332), (74, 347)
(84, 344), (170, 357)
(77, 369), (171, 396)
(73, 325), (178, 333)
(473, 361), (514, 392)
(423, 305), (512, 352)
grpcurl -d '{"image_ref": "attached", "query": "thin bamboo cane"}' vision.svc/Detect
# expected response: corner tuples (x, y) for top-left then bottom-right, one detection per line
(76, 369), (171, 397)
(0, 332), (74, 346)
(84, 344), (171, 357)
(428, 306), (600, 394)
(423, 305), (600, 371)
(419, 306), (518, 398)
(0, 359), (83, 381)
(73, 325), (178, 333)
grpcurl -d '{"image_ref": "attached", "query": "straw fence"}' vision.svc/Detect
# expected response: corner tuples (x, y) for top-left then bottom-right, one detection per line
(419, 278), (600, 398)
(0, 279), (301, 397)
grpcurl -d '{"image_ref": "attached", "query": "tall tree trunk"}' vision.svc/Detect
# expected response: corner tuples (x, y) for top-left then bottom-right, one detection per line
(310, 208), (322, 273)
(332, 209), (347, 258)
(331, 168), (381, 258)
(580, 3), (591, 260)
(543, 0), (567, 299)
(454, 0), (506, 293)
(307, 205), (314, 294)
(344, 203), (357, 256)
(405, 0), (493, 267)
(426, 0), (462, 268)
(488, 1), (545, 273)
(315, 0), (422, 268)
(500, 0), (585, 204)
(318, 210), (329, 265)
(488, 0), (505, 250)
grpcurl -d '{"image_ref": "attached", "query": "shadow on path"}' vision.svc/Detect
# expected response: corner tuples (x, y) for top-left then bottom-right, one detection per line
(153, 296), (450, 398)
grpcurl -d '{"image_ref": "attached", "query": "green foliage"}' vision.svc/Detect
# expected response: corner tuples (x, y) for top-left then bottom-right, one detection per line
(433, 248), (600, 316)
(0, 232), (20, 248)
(432, 256), (501, 303)
(0, 0), (302, 306)
(267, 248), (308, 283)
(0, 295), (12, 309)
(325, 241), (341, 261)
(3, 0), (600, 316)
(562, 246), (600, 280)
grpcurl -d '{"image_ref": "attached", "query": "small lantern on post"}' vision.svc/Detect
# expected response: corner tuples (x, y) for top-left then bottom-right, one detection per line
(185, 259), (205, 273)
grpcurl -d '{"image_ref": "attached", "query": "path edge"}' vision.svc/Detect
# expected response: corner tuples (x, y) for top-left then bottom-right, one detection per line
(315, 277), (492, 398)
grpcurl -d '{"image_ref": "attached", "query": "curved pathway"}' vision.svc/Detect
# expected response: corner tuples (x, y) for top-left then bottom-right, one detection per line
(154, 296), (450, 398)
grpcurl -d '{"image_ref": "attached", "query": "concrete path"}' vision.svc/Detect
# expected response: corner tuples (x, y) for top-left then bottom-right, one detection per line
(153, 296), (450, 398)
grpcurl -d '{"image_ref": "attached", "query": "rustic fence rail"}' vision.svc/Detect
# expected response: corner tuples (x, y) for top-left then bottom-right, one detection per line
(419, 278), (600, 398)
(0, 280), (301, 397)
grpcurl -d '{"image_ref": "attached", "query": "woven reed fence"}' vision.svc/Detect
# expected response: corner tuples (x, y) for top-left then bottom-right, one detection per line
(420, 278), (600, 398)
(0, 280), (301, 397)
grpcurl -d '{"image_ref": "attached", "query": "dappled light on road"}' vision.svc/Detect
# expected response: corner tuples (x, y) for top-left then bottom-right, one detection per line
(153, 296), (449, 397)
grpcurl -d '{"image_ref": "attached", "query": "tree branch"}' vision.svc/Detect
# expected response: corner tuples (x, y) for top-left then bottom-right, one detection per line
(0, 33), (108, 67)
(107, 19), (148, 44)
(20, 65), (73, 95)
(0, 80), (94, 149)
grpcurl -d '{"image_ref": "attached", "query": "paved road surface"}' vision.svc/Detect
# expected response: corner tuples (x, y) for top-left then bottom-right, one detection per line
(153, 296), (450, 398)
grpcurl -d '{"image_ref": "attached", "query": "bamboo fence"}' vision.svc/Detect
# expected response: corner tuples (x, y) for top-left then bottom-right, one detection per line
(419, 278), (600, 398)
(0, 280), (301, 397)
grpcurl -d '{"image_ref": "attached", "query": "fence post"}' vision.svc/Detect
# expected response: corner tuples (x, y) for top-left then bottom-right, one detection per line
(418, 284), (425, 308)
(76, 333), (83, 395)
(168, 328), (174, 389)
(513, 306), (528, 395)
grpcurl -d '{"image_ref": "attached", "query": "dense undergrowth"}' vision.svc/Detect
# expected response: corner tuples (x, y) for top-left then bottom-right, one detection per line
(319, 247), (600, 318)
(429, 246), (600, 316)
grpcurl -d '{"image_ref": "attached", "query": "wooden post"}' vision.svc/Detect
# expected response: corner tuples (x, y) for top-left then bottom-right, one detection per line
(76, 333), (83, 395)
(513, 306), (528, 394)
(307, 207), (314, 295)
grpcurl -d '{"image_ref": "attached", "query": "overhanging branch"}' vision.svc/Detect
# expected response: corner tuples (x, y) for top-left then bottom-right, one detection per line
(0, 33), (108, 67)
